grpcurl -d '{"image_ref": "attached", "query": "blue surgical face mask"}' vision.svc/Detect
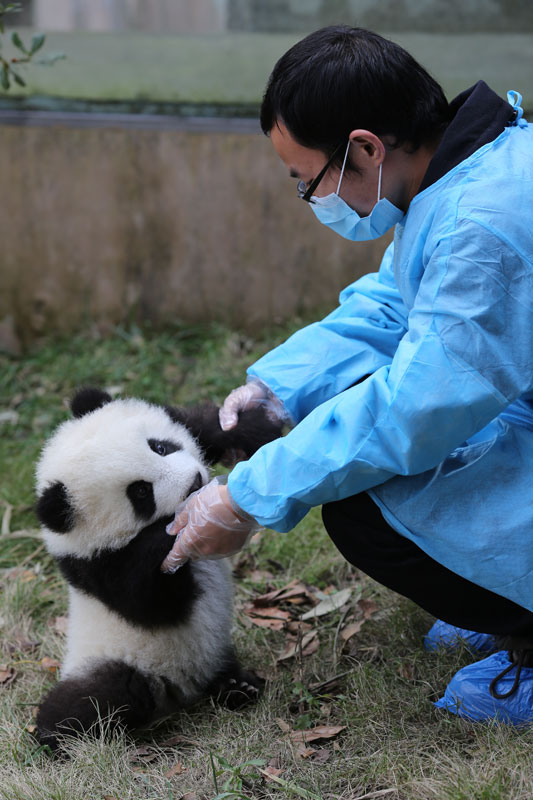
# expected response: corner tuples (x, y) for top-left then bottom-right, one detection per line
(309, 140), (405, 241)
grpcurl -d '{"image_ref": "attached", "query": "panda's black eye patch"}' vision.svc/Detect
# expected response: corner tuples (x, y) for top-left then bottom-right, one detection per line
(148, 439), (183, 457)
(126, 480), (155, 520)
(36, 481), (75, 533)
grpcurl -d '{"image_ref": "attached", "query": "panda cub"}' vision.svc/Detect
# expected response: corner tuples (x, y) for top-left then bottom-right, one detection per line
(35, 387), (281, 750)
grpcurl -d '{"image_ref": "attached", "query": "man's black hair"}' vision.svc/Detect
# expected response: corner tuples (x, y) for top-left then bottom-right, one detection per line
(260, 26), (450, 166)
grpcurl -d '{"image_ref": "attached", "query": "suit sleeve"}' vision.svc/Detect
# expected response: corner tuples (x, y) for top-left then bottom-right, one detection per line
(247, 242), (408, 424)
(229, 219), (533, 531)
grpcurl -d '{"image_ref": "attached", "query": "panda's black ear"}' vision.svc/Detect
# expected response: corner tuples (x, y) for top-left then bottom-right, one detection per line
(71, 388), (113, 418)
(36, 482), (76, 533)
(165, 402), (283, 465)
(165, 403), (222, 464)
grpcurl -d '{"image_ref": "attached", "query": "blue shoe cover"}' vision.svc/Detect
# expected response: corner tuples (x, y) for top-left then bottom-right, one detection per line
(435, 651), (533, 725)
(424, 620), (497, 653)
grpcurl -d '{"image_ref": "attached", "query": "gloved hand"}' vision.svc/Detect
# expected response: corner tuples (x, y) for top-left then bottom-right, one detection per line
(219, 378), (288, 431)
(161, 476), (259, 574)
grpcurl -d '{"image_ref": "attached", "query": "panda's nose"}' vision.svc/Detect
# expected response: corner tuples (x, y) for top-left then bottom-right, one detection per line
(187, 471), (204, 497)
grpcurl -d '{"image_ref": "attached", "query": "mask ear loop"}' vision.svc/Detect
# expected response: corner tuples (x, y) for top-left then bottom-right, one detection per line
(377, 163), (382, 202)
(335, 140), (352, 195)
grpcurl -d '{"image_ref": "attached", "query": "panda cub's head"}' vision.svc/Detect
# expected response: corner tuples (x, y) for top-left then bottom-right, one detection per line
(35, 388), (209, 560)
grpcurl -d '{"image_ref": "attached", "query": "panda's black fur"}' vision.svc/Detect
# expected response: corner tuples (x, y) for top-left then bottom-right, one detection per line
(34, 388), (282, 751)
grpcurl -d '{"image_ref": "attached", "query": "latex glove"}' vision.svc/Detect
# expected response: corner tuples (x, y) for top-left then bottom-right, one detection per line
(219, 378), (288, 431)
(161, 477), (259, 574)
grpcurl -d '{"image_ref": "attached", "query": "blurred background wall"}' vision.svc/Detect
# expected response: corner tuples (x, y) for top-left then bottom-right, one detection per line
(1, 1), (532, 353)
(25, 0), (533, 34)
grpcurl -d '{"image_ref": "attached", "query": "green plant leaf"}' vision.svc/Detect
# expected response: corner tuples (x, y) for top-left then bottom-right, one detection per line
(11, 31), (27, 54)
(35, 51), (66, 66)
(30, 32), (45, 55)
(12, 69), (25, 86)
(1, 62), (10, 90)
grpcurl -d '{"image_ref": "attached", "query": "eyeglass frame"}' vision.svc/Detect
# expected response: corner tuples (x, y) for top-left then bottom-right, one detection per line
(297, 140), (347, 203)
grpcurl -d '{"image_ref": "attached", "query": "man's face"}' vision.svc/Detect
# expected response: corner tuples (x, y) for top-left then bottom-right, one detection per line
(269, 120), (382, 217)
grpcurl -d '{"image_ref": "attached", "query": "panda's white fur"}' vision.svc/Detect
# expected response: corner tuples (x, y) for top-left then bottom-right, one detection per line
(34, 389), (275, 749)
(36, 398), (209, 559)
(63, 560), (233, 702)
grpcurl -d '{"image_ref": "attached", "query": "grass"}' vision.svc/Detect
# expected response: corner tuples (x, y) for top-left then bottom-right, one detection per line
(0, 31), (532, 113)
(1, 321), (533, 799)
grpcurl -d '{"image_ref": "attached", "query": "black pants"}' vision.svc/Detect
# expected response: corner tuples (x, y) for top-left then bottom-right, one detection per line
(322, 492), (533, 641)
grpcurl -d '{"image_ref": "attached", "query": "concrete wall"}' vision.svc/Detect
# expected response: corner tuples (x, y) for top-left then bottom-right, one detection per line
(0, 117), (388, 352)
(227, 0), (533, 33)
(33, 0), (227, 34)
(28, 0), (533, 34)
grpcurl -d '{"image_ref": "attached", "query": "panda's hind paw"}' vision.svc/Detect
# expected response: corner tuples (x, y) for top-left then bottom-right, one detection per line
(215, 668), (263, 710)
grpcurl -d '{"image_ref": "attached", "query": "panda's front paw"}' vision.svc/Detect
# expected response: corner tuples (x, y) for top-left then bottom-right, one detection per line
(216, 668), (263, 710)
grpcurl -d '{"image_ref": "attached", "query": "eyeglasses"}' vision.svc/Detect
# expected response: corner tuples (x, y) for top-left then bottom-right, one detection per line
(297, 141), (346, 203)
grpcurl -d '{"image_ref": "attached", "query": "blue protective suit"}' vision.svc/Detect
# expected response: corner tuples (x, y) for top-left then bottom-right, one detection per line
(228, 82), (533, 611)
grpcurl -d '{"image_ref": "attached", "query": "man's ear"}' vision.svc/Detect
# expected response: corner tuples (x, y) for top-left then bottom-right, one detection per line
(165, 402), (283, 465)
(347, 129), (386, 167)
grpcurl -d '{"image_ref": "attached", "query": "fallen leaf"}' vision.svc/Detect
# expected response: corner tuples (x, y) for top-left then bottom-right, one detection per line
(40, 657), (60, 673)
(165, 761), (187, 778)
(287, 620), (313, 635)
(244, 605), (291, 621)
(301, 588), (352, 621)
(302, 636), (320, 657)
(277, 630), (318, 661)
(261, 765), (285, 781)
(178, 793), (197, 800)
(275, 581), (316, 603)
(26, 724), (37, 734)
(275, 718), (291, 733)
(244, 604), (291, 630)
(253, 579), (315, 607)
(295, 744), (316, 759)
(340, 620), (365, 642)
(130, 745), (159, 762)
(358, 598), (379, 619)
(289, 725), (346, 744)
(0, 666), (17, 687)
(311, 747), (331, 763)
(245, 616), (286, 631)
